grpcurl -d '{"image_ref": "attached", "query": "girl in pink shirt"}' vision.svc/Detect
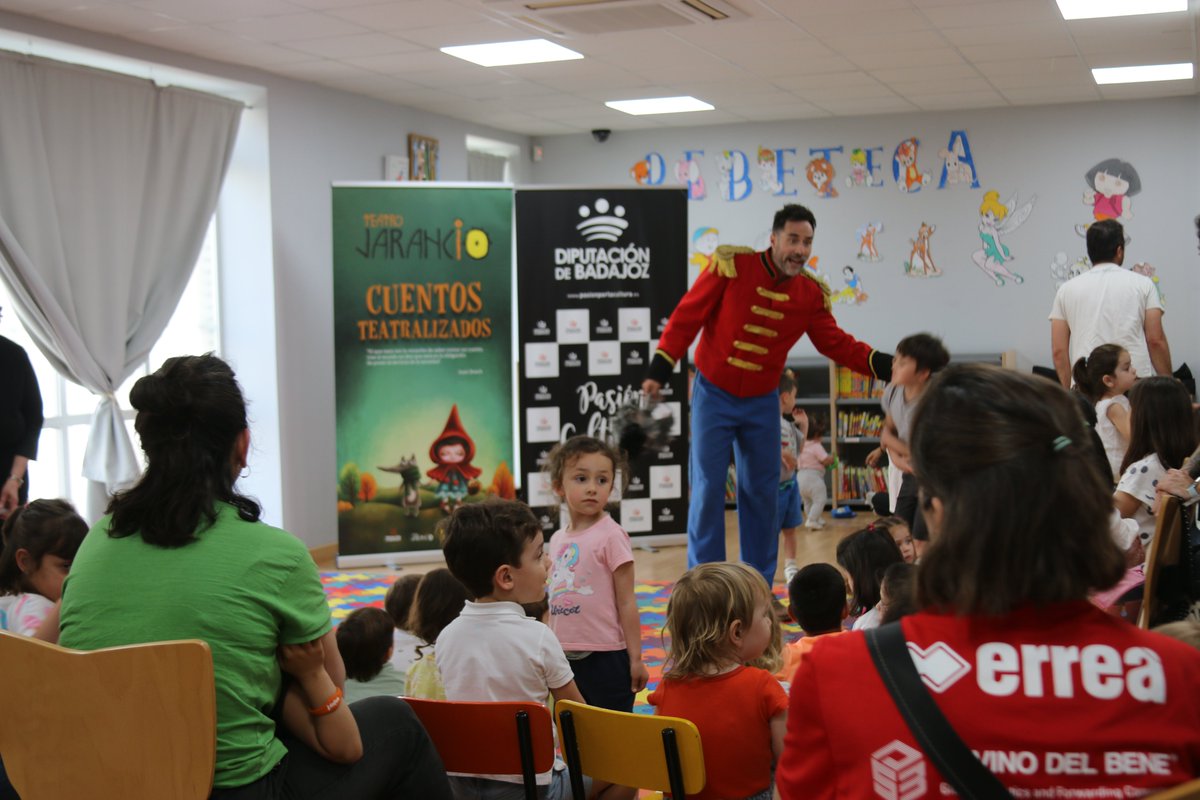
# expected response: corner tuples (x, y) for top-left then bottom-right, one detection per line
(545, 436), (648, 712)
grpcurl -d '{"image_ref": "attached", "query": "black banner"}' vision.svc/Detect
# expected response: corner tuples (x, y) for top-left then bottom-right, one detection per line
(516, 188), (689, 538)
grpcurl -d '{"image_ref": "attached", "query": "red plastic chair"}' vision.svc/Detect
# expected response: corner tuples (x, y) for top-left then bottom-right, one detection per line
(405, 698), (555, 800)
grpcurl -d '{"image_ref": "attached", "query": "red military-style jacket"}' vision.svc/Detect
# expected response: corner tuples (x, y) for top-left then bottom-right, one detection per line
(648, 246), (889, 397)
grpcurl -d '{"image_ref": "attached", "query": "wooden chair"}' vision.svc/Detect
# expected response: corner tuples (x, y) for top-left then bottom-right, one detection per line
(1147, 777), (1200, 799)
(404, 698), (555, 800)
(0, 632), (215, 799)
(555, 699), (705, 800)
(1138, 495), (1184, 629)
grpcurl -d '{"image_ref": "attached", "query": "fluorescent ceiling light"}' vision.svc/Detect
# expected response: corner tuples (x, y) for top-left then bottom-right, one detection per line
(1057, 0), (1185, 20)
(605, 96), (715, 115)
(1092, 63), (1193, 84)
(440, 39), (582, 67)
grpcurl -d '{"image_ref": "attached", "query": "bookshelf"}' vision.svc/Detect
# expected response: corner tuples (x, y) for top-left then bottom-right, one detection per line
(831, 350), (1015, 507)
(726, 351), (1015, 510)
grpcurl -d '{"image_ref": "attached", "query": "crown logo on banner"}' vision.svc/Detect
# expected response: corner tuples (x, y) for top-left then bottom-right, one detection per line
(576, 198), (629, 242)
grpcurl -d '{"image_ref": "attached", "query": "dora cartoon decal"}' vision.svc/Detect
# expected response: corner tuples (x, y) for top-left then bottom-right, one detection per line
(1077, 158), (1140, 237)
(426, 405), (481, 514)
(689, 226), (720, 271)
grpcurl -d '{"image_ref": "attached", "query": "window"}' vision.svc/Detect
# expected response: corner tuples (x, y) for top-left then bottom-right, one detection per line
(0, 218), (220, 512)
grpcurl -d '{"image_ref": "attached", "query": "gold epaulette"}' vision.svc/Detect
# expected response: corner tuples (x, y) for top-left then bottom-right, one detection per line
(711, 244), (753, 278)
(801, 268), (833, 311)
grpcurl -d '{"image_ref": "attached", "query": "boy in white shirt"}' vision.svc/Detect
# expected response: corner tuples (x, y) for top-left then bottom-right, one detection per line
(439, 500), (633, 800)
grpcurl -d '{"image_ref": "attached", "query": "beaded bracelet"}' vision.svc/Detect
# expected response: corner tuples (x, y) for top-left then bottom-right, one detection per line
(308, 687), (344, 717)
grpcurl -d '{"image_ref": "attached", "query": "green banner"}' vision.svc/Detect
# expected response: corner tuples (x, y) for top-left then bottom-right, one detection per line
(332, 184), (514, 558)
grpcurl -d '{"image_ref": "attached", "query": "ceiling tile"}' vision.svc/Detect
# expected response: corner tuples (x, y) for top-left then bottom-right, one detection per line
(398, 20), (533, 48)
(907, 89), (1007, 110)
(38, 5), (180, 36)
(1000, 85), (1103, 104)
(663, 18), (808, 48)
(871, 64), (981, 85)
(824, 30), (949, 55)
(128, 0), (298, 24)
(796, 9), (933, 39)
(887, 76), (994, 94)
(344, 48), (465, 74)
(920, 0), (1062, 29)
(211, 11), (369, 42)
(813, 96), (919, 115)
(281, 32), (422, 59)
(848, 47), (966, 71)
(973, 56), (1086, 78)
(326, 1), (488, 32)
(797, 84), (901, 103)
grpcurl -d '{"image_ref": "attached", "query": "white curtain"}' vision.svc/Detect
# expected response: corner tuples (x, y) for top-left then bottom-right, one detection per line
(467, 150), (508, 182)
(0, 52), (242, 518)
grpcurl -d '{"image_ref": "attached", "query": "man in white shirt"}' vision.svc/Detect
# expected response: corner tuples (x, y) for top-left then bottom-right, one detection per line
(1049, 219), (1170, 388)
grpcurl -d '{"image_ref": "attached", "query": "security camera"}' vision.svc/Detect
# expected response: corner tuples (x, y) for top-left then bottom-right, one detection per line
(592, 129), (611, 143)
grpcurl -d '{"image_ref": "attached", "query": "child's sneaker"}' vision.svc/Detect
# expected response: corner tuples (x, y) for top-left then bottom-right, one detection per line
(806, 518), (826, 530)
(784, 559), (799, 584)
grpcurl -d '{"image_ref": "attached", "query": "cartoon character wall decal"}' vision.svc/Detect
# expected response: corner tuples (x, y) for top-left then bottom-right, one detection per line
(893, 138), (931, 193)
(904, 222), (940, 277)
(970, 190), (1036, 287)
(1049, 253), (1092, 289)
(1077, 158), (1140, 237)
(845, 148), (876, 188)
(675, 154), (706, 200)
(757, 147), (783, 194)
(938, 138), (976, 186)
(806, 157), (837, 198)
(1131, 261), (1164, 303)
(630, 159), (651, 185)
(856, 221), (883, 262)
(690, 226), (720, 271)
(832, 265), (868, 305)
(426, 405), (481, 514)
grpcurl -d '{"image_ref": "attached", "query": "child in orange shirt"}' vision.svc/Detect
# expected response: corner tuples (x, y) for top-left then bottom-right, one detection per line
(775, 563), (848, 686)
(649, 563), (786, 800)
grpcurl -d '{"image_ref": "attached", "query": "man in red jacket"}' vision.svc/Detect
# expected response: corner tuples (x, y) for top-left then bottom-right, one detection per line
(642, 204), (891, 587)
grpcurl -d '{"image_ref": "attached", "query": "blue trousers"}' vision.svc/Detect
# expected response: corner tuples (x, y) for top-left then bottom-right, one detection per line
(689, 372), (781, 586)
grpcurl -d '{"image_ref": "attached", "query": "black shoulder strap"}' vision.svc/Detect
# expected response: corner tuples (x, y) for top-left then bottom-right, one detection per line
(865, 623), (1013, 800)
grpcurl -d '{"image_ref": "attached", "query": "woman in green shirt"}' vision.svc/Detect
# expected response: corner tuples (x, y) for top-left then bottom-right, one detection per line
(60, 354), (450, 799)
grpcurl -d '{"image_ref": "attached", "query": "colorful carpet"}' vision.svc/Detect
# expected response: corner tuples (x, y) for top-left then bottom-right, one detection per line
(321, 572), (800, 715)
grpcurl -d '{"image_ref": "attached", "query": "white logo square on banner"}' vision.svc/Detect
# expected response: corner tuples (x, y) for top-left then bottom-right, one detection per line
(649, 465), (682, 499)
(524, 343), (559, 378)
(618, 307), (651, 342)
(667, 402), (682, 436)
(588, 342), (622, 376)
(526, 472), (557, 507)
(525, 407), (560, 443)
(556, 308), (590, 345)
(620, 498), (653, 533)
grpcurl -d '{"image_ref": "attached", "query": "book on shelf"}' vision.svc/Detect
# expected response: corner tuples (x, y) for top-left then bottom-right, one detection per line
(836, 366), (887, 399)
(837, 465), (887, 499)
(836, 410), (883, 438)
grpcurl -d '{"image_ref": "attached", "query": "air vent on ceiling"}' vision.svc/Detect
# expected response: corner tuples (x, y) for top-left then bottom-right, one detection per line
(486, 0), (747, 37)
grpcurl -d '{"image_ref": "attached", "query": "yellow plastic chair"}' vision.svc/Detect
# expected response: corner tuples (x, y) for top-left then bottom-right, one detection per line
(0, 631), (216, 799)
(555, 699), (705, 800)
(1147, 777), (1200, 799)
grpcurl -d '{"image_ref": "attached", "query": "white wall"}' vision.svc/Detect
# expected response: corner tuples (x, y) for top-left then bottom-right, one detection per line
(0, 10), (530, 547)
(528, 98), (1200, 376)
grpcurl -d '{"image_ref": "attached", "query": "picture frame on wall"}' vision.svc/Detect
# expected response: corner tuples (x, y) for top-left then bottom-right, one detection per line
(408, 134), (438, 181)
(383, 154), (408, 181)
